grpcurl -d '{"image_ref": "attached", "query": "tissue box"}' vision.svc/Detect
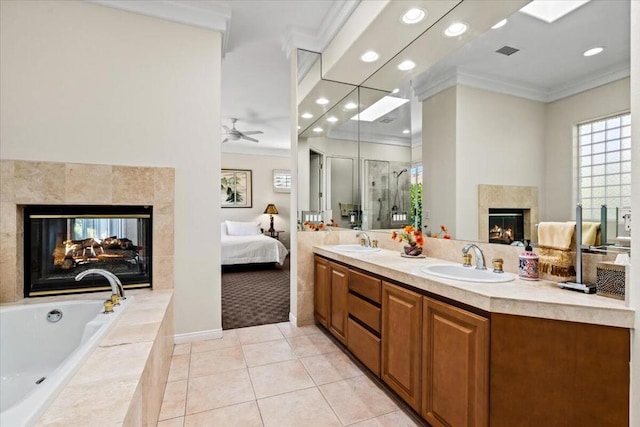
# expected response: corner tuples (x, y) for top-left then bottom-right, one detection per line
(595, 262), (626, 300)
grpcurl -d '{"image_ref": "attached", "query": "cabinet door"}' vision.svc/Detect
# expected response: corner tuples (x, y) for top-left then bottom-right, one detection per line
(328, 262), (349, 344)
(422, 297), (489, 427)
(314, 256), (330, 328)
(381, 281), (422, 411)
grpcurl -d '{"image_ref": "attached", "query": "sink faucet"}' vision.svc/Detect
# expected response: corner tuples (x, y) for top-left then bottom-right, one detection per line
(356, 231), (371, 247)
(462, 243), (487, 270)
(75, 269), (125, 298)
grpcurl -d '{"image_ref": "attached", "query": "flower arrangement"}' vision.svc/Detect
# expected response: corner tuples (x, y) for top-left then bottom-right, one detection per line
(303, 219), (339, 231)
(392, 225), (424, 247)
(430, 224), (451, 239)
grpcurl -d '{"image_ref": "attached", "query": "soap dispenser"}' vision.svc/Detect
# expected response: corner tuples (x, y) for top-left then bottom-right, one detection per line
(518, 240), (539, 280)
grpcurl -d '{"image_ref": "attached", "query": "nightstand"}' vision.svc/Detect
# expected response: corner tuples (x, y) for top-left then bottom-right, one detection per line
(266, 230), (285, 240)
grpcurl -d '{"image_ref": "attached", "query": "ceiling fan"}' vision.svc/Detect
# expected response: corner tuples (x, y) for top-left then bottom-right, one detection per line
(222, 118), (263, 143)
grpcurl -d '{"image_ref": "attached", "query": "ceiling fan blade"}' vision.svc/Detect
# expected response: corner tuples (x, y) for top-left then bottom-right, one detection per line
(241, 135), (259, 143)
(239, 130), (263, 136)
(222, 125), (230, 132)
(222, 138), (229, 143)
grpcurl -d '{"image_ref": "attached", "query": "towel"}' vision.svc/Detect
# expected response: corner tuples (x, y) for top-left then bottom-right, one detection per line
(538, 222), (576, 278)
(580, 221), (601, 246)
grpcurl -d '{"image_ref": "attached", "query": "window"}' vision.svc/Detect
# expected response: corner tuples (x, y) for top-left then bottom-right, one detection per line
(410, 165), (423, 229)
(273, 169), (291, 193)
(578, 113), (631, 221)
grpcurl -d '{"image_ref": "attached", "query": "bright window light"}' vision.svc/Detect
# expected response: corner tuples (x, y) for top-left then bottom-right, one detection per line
(492, 19), (507, 29)
(397, 60), (416, 71)
(360, 51), (380, 62)
(402, 8), (426, 24)
(519, 0), (590, 23)
(583, 46), (604, 57)
(326, 116), (338, 123)
(350, 96), (409, 122)
(444, 22), (468, 37)
(316, 98), (329, 105)
(301, 112), (313, 119)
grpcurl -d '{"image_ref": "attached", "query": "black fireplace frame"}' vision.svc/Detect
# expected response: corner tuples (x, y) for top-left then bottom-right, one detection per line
(24, 205), (153, 297)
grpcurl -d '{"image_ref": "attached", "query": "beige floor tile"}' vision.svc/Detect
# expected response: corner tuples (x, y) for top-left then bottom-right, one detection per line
(159, 380), (187, 421)
(173, 343), (191, 356)
(157, 417), (184, 427)
(167, 353), (190, 382)
(286, 332), (339, 357)
(319, 376), (399, 425)
(300, 351), (364, 385)
(276, 321), (321, 338)
(191, 330), (240, 353)
(189, 345), (246, 378)
(186, 369), (255, 415)
(184, 401), (263, 427)
(249, 359), (315, 399)
(257, 387), (341, 427)
(349, 410), (421, 426)
(242, 339), (296, 367)
(237, 324), (284, 344)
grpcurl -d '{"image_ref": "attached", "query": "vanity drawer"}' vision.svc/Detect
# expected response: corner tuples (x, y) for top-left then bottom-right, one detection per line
(347, 318), (381, 377)
(348, 293), (381, 333)
(349, 270), (381, 303)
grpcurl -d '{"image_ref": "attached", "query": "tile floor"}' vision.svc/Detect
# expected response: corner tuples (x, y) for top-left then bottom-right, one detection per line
(158, 322), (422, 426)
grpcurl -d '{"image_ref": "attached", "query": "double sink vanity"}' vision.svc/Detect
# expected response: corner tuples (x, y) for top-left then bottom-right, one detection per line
(312, 243), (632, 427)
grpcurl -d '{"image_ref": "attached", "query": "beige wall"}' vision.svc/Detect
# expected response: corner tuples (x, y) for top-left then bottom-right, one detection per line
(220, 153), (292, 248)
(544, 77), (631, 222)
(0, 1), (222, 337)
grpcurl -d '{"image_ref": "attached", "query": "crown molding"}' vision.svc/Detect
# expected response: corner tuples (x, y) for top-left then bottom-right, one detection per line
(327, 128), (410, 147)
(282, 0), (360, 57)
(87, 0), (231, 56)
(414, 65), (631, 103)
(221, 144), (291, 158)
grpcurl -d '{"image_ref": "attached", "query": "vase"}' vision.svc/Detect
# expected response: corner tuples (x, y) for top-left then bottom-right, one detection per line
(403, 244), (422, 256)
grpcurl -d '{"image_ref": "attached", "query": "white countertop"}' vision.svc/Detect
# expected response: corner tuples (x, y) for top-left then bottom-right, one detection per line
(314, 246), (634, 328)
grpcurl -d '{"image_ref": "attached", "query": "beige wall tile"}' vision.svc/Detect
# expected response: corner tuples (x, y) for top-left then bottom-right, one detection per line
(153, 255), (175, 290)
(0, 160), (15, 202)
(154, 168), (175, 203)
(153, 202), (175, 257)
(64, 163), (113, 204)
(113, 166), (155, 205)
(14, 160), (66, 204)
(159, 380), (187, 421)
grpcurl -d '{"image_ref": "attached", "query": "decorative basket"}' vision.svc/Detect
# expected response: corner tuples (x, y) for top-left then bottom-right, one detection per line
(595, 262), (626, 300)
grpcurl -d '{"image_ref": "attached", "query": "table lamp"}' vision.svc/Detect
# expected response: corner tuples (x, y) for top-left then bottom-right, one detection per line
(264, 203), (279, 235)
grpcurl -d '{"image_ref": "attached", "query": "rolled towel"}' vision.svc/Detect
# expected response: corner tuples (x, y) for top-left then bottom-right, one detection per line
(538, 222), (576, 278)
(581, 221), (601, 246)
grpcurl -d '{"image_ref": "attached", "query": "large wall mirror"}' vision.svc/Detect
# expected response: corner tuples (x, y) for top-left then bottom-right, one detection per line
(297, 0), (631, 246)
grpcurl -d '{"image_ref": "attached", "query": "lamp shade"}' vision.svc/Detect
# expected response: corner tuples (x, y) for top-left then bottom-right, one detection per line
(264, 204), (279, 215)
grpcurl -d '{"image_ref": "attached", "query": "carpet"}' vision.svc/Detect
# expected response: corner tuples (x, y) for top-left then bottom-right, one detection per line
(221, 256), (290, 330)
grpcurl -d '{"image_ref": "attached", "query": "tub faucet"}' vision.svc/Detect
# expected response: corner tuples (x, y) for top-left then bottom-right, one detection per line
(75, 269), (125, 298)
(462, 243), (487, 270)
(356, 231), (371, 247)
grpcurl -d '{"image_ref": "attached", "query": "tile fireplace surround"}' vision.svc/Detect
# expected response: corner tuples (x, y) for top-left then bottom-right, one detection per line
(0, 160), (175, 303)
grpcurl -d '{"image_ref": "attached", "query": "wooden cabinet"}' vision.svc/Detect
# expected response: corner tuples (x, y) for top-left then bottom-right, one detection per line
(313, 256), (348, 344)
(381, 281), (422, 411)
(347, 270), (382, 376)
(422, 297), (489, 427)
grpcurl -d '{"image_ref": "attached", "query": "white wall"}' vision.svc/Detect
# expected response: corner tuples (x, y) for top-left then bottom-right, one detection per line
(545, 77), (631, 222)
(455, 85), (546, 240)
(0, 1), (222, 336)
(221, 153), (292, 247)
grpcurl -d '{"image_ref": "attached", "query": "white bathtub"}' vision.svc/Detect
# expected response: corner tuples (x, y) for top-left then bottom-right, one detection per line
(0, 297), (132, 426)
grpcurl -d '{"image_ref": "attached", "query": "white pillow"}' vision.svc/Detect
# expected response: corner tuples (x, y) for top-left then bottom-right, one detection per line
(220, 223), (228, 236)
(225, 220), (261, 236)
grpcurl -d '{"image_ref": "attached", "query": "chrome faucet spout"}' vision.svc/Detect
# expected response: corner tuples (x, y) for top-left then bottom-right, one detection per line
(462, 243), (487, 270)
(75, 269), (125, 298)
(356, 231), (371, 247)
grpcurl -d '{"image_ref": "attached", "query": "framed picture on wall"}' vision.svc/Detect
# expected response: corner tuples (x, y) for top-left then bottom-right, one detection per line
(273, 169), (291, 193)
(221, 169), (252, 208)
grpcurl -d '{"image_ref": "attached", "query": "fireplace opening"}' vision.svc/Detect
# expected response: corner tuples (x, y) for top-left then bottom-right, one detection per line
(24, 205), (152, 297)
(488, 208), (525, 245)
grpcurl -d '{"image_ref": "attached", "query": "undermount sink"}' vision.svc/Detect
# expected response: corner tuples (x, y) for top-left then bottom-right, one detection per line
(333, 244), (381, 253)
(420, 264), (514, 283)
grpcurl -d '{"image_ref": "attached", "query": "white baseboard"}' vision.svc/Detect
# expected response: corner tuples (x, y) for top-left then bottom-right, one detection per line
(289, 312), (298, 326)
(174, 328), (222, 344)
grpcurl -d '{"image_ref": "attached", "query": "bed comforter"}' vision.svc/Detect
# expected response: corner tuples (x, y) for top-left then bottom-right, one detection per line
(221, 234), (288, 266)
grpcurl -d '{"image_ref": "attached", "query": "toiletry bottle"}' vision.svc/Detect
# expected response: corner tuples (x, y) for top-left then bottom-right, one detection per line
(518, 240), (539, 280)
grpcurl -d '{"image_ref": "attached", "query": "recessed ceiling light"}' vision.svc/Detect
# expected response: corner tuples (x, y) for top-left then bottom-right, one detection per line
(397, 60), (416, 71)
(392, 88), (400, 94)
(326, 116), (338, 123)
(444, 22), (468, 37)
(492, 19), (507, 29)
(297, 125), (300, 130)
(301, 112), (313, 119)
(583, 46), (604, 57)
(316, 98), (329, 105)
(520, 0), (590, 24)
(344, 102), (358, 110)
(402, 129), (410, 134)
(360, 51), (380, 63)
(350, 96), (410, 122)
(402, 8), (426, 24)
(313, 127), (323, 133)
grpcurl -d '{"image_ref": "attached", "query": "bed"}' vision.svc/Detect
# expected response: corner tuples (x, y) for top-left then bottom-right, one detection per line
(221, 221), (288, 266)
